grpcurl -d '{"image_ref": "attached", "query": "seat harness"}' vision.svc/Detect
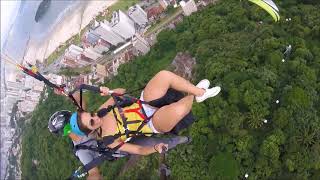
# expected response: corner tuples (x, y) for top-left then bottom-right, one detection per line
(68, 85), (195, 179)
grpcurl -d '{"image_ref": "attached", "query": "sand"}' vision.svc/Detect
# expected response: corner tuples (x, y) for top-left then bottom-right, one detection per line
(24, 0), (117, 64)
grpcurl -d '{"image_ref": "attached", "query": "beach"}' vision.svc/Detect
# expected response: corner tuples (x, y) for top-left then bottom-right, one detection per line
(24, 0), (117, 64)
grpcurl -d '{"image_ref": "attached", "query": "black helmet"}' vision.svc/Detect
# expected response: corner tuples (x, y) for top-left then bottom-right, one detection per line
(48, 110), (71, 135)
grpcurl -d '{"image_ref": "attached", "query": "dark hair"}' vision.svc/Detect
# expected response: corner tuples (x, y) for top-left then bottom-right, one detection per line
(77, 111), (92, 135)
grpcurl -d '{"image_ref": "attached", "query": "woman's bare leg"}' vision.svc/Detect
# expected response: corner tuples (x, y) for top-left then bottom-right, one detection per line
(152, 95), (194, 133)
(143, 70), (204, 102)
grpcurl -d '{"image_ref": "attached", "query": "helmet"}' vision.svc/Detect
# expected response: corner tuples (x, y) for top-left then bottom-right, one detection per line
(48, 110), (71, 135)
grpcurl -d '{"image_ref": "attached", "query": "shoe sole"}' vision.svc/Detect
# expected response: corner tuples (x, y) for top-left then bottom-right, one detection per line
(196, 87), (221, 103)
(196, 79), (210, 89)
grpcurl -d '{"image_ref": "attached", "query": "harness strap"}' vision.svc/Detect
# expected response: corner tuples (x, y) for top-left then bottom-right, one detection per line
(73, 139), (96, 151)
(126, 120), (142, 124)
(68, 93), (82, 110)
(70, 140), (126, 179)
(116, 131), (155, 137)
(81, 153), (114, 174)
(112, 108), (122, 125)
(74, 145), (101, 153)
(69, 84), (102, 111)
(112, 95), (130, 138)
(123, 100), (146, 120)
(102, 93), (156, 140)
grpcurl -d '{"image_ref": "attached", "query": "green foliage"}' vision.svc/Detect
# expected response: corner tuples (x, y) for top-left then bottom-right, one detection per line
(21, 0), (320, 179)
(95, 0), (140, 21)
(46, 45), (68, 65)
(209, 152), (240, 180)
(59, 65), (91, 77)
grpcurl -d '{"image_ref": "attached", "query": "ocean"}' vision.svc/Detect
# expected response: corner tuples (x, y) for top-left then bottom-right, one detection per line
(2, 0), (82, 63)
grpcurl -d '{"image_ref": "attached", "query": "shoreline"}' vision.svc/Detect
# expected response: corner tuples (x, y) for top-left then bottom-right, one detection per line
(24, 0), (118, 64)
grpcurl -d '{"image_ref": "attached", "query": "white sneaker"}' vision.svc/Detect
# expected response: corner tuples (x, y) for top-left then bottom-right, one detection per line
(196, 79), (210, 89)
(196, 86), (221, 103)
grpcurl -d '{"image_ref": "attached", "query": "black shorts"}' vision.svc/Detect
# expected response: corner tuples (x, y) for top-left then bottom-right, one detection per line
(148, 88), (195, 134)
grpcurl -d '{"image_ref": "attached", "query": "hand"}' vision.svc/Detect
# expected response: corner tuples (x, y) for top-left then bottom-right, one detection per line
(154, 143), (168, 154)
(99, 87), (110, 96)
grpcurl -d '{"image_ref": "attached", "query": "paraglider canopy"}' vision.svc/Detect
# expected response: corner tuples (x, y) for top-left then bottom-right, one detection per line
(249, 0), (280, 22)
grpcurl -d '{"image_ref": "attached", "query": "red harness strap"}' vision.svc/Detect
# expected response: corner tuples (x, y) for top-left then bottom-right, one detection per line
(123, 100), (147, 121)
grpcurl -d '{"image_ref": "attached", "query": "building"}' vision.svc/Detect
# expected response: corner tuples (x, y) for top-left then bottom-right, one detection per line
(61, 58), (78, 68)
(83, 48), (102, 61)
(127, 5), (148, 27)
(6, 91), (20, 100)
(180, 0), (198, 16)
(91, 21), (125, 46)
(113, 41), (132, 54)
(82, 31), (112, 54)
(62, 45), (93, 67)
(6, 77), (23, 103)
(132, 34), (150, 55)
(159, 0), (169, 9)
(33, 84), (44, 92)
(92, 64), (108, 83)
(63, 45), (84, 67)
(94, 64), (107, 78)
(159, 0), (177, 9)
(69, 75), (90, 89)
(146, 5), (165, 21)
(110, 10), (136, 40)
(96, 38), (112, 54)
(82, 31), (100, 48)
(6, 81), (21, 93)
(65, 44), (83, 59)
(75, 54), (93, 67)
(45, 74), (64, 86)
(24, 76), (35, 89)
(201, 0), (211, 6)
(105, 49), (135, 76)
(17, 100), (37, 113)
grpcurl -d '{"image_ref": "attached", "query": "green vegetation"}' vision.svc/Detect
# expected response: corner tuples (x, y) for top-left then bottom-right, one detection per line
(59, 65), (91, 77)
(22, 0), (320, 179)
(96, 0), (140, 21)
(45, 45), (67, 65)
(108, 0), (139, 13)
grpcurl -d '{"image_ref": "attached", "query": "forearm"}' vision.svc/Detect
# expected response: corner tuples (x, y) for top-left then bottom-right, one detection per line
(117, 143), (157, 156)
(111, 88), (126, 94)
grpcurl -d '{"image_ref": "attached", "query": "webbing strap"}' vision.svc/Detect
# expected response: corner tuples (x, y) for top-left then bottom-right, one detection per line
(104, 93), (156, 140)
(112, 95), (130, 138)
(80, 89), (83, 110)
(116, 131), (155, 137)
(68, 93), (82, 110)
(126, 120), (142, 124)
(124, 100), (146, 120)
(79, 141), (125, 176)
